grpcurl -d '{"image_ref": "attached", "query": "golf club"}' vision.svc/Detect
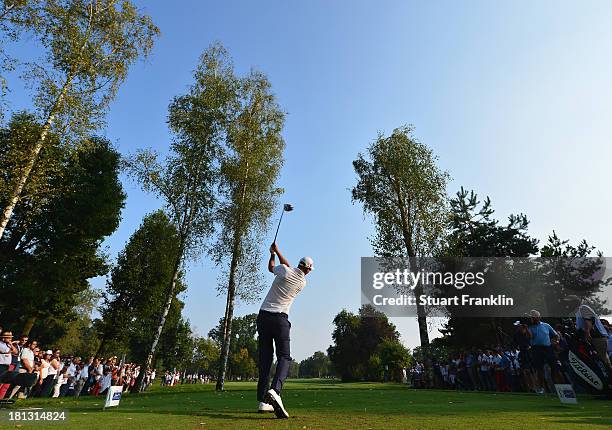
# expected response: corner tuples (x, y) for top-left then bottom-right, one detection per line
(273, 203), (293, 243)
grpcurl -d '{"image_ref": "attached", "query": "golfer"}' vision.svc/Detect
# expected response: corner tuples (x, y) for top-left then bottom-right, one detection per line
(257, 242), (313, 418)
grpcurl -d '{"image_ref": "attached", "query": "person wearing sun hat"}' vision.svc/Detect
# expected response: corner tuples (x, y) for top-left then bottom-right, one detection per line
(36, 350), (56, 398)
(0, 331), (17, 378)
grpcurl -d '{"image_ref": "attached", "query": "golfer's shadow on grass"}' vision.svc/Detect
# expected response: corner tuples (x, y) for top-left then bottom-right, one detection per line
(110, 409), (294, 421)
(202, 411), (297, 420)
(185, 412), (283, 421)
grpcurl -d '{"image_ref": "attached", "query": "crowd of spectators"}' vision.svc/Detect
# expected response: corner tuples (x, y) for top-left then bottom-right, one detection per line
(160, 371), (213, 387)
(0, 327), (157, 401)
(410, 308), (612, 394)
(4, 304), (611, 400)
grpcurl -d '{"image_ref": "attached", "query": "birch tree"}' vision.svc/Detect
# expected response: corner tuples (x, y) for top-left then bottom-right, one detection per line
(125, 44), (234, 391)
(0, 0), (158, 239)
(352, 126), (449, 386)
(214, 70), (285, 391)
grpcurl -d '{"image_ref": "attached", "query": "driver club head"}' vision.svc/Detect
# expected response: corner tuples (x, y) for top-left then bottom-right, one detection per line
(283, 203), (294, 212)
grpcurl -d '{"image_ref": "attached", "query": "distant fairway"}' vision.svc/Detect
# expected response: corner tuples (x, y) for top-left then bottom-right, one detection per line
(2, 380), (611, 429)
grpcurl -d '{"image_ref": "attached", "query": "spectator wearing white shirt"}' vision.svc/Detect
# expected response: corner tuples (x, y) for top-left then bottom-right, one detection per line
(439, 363), (448, 386)
(48, 350), (61, 375)
(60, 357), (80, 396)
(477, 350), (490, 390)
(0, 331), (17, 378)
(82, 356), (97, 396)
(19, 341), (35, 370)
(11, 335), (28, 371)
(36, 350), (55, 397)
(99, 369), (112, 395)
(52, 367), (68, 398)
(492, 348), (509, 392)
(94, 359), (104, 381)
(75, 357), (92, 398)
(487, 351), (497, 391)
(8, 340), (38, 399)
(66, 358), (78, 378)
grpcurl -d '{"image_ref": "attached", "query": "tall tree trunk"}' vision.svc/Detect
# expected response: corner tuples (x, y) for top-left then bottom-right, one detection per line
(95, 337), (106, 358)
(22, 315), (37, 336)
(137, 251), (182, 392)
(415, 305), (432, 386)
(392, 178), (434, 387)
(216, 161), (250, 391)
(409, 256), (433, 387)
(0, 76), (72, 240)
(215, 240), (240, 391)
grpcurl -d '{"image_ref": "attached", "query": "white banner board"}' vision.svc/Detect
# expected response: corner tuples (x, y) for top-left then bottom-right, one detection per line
(554, 384), (577, 404)
(104, 386), (124, 409)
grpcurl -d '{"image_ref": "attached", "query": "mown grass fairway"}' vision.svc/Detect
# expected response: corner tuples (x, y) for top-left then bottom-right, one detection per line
(1, 380), (611, 429)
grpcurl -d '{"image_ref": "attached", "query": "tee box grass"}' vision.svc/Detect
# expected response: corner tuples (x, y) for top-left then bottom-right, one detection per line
(1, 379), (611, 429)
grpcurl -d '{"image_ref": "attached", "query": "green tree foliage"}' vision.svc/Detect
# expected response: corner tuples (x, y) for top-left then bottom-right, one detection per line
(209, 313), (258, 380)
(352, 126), (449, 385)
(326, 309), (359, 381)
(213, 66), (285, 391)
(191, 337), (220, 375)
(327, 305), (402, 382)
(0, 134), (124, 337)
(447, 187), (539, 258)
(299, 351), (332, 378)
(97, 211), (189, 371)
(52, 287), (102, 357)
(540, 231), (597, 258)
(157, 311), (193, 372)
(439, 188), (607, 349)
(377, 338), (412, 382)
(287, 360), (300, 379)
(0, 0), (159, 239)
(539, 231), (610, 316)
(125, 44), (234, 388)
(0, 112), (64, 234)
(230, 348), (257, 379)
(439, 188), (539, 348)
(412, 338), (449, 364)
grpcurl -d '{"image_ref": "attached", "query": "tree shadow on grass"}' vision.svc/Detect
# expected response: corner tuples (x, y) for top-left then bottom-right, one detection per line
(543, 414), (612, 427)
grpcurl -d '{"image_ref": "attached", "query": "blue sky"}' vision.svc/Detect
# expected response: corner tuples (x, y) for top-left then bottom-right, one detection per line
(6, 1), (612, 360)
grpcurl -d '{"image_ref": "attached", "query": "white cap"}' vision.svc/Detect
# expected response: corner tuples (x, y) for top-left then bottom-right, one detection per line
(299, 256), (314, 270)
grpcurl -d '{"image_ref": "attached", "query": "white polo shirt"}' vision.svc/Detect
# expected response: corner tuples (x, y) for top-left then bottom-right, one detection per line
(66, 363), (76, 377)
(19, 347), (34, 372)
(79, 364), (89, 380)
(478, 354), (489, 371)
(576, 304), (608, 337)
(260, 264), (306, 315)
(0, 342), (11, 365)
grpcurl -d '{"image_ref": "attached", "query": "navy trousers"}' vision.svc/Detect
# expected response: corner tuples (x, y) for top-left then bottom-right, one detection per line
(257, 310), (291, 402)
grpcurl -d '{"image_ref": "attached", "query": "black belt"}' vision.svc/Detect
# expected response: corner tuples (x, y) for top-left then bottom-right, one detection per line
(259, 310), (288, 318)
